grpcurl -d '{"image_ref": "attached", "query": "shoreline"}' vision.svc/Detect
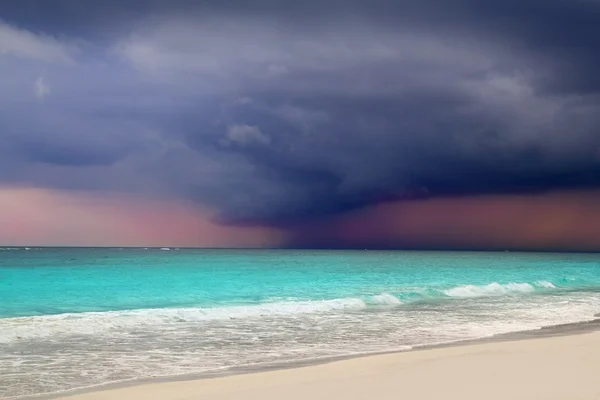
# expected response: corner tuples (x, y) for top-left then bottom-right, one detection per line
(18, 316), (600, 400)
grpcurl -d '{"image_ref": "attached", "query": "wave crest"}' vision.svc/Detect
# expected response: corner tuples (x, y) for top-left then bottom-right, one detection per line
(370, 293), (402, 305)
(535, 280), (556, 289)
(0, 298), (367, 342)
(0, 282), (562, 342)
(443, 282), (536, 298)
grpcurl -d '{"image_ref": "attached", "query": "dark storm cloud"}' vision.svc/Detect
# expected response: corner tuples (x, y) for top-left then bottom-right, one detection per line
(1, 0), (600, 223)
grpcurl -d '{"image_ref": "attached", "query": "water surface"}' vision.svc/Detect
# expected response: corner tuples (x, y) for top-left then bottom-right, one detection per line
(1, 248), (599, 398)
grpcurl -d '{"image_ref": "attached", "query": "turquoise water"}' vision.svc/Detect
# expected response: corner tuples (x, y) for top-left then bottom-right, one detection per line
(1, 248), (600, 398)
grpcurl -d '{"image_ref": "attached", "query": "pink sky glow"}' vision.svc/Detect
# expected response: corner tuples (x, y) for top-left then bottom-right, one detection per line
(0, 187), (286, 247)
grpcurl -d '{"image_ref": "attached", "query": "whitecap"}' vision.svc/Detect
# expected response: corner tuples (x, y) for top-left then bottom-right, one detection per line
(370, 293), (402, 305)
(535, 280), (556, 289)
(443, 282), (535, 298)
(0, 297), (367, 343)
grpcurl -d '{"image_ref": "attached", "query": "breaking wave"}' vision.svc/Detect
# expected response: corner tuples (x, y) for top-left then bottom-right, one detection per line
(370, 293), (403, 305)
(443, 282), (534, 298)
(535, 280), (556, 289)
(0, 298), (367, 342)
(0, 281), (563, 342)
(442, 281), (559, 298)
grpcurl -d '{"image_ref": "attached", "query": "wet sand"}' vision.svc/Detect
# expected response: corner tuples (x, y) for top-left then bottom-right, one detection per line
(53, 321), (600, 400)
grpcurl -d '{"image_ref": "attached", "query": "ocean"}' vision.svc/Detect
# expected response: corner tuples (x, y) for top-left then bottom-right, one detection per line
(1, 248), (600, 398)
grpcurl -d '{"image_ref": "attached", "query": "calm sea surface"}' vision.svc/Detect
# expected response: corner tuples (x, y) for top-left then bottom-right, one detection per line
(1, 248), (600, 398)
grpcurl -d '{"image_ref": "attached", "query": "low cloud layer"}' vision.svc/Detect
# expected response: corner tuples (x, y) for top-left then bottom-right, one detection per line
(1, 0), (600, 232)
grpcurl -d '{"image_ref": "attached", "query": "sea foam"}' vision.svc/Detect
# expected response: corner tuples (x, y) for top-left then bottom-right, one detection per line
(535, 281), (556, 289)
(370, 293), (403, 305)
(443, 282), (536, 298)
(0, 298), (367, 343)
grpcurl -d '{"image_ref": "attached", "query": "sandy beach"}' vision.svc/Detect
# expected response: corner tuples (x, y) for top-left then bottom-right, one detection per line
(55, 329), (600, 400)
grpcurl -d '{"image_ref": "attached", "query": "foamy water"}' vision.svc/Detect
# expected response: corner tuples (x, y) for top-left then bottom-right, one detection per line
(1, 249), (600, 398)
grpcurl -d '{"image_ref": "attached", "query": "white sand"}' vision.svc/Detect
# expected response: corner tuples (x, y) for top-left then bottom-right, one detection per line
(59, 331), (600, 400)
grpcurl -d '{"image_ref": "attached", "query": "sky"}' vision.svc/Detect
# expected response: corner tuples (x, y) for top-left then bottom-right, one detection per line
(1, 0), (600, 249)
